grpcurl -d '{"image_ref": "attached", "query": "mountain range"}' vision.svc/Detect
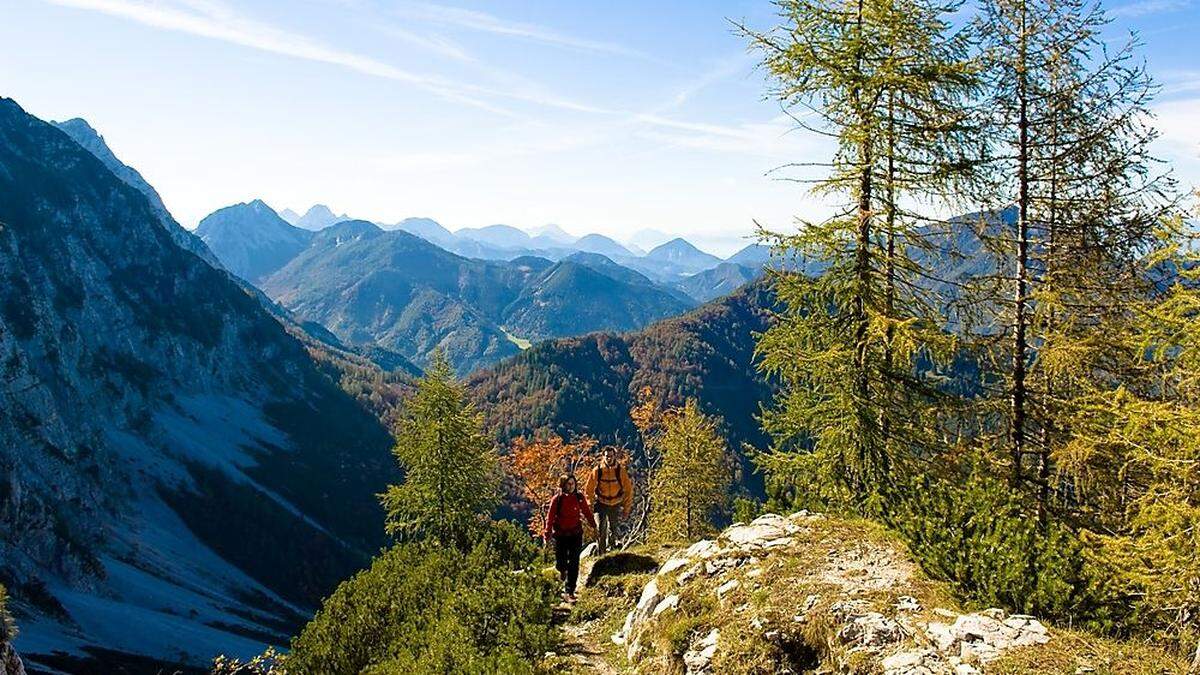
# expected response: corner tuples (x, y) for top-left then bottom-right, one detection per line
(0, 98), (399, 671)
(260, 222), (696, 374)
(194, 202), (777, 373)
(261, 204), (765, 282)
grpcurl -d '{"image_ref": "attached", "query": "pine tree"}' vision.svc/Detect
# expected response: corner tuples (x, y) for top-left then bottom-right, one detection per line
(649, 400), (731, 542)
(380, 352), (501, 549)
(741, 0), (977, 510)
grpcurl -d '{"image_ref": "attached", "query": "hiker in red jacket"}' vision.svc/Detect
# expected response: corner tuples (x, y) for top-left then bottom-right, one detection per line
(544, 474), (597, 601)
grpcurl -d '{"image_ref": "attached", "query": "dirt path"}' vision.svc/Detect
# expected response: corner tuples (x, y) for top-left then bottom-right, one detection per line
(550, 557), (620, 674)
(555, 613), (618, 675)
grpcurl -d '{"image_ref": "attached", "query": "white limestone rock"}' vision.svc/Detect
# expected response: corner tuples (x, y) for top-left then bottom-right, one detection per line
(684, 628), (721, 674)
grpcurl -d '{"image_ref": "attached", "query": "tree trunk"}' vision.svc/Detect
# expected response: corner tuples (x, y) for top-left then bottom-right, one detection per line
(882, 93), (897, 449)
(1012, 0), (1031, 489)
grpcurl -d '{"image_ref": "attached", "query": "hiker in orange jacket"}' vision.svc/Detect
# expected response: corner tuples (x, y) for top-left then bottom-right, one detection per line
(583, 446), (633, 555)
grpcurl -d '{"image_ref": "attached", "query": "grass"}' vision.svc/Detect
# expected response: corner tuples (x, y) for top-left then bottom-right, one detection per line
(501, 327), (532, 350)
(990, 629), (1189, 674)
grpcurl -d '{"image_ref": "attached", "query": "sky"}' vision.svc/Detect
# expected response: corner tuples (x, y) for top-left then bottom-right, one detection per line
(0, 0), (1197, 256)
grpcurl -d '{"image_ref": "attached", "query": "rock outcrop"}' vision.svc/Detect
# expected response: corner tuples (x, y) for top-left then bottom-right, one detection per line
(614, 513), (1052, 674)
(0, 643), (24, 675)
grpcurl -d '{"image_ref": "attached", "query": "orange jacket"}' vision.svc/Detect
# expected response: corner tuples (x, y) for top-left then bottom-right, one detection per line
(584, 461), (633, 511)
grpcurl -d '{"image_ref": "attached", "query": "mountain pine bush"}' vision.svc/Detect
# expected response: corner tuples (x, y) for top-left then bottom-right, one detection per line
(286, 521), (556, 675)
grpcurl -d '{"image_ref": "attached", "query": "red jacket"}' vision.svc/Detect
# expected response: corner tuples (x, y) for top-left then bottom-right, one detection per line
(545, 492), (596, 537)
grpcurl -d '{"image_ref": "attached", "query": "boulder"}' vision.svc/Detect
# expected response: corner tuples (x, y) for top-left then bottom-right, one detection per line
(684, 628), (720, 674)
(616, 513), (1055, 674)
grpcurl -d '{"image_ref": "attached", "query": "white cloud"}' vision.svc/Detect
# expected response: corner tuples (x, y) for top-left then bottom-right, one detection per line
(378, 24), (474, 63)
(43, 0), (526, 114)
(393, 2), (647, 59)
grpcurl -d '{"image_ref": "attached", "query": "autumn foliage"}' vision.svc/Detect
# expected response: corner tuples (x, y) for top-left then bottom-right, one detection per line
(505, 434), (597, 535)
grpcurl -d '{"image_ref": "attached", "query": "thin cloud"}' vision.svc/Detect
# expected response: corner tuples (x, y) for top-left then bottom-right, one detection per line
(666, 53), (754, 108)
(1109, 0), (1191, 17)
(378, 24), (475, 63)
(44, 0), (521, 115)
(393, 2), (647, 59)
(42, 0), (621, 118)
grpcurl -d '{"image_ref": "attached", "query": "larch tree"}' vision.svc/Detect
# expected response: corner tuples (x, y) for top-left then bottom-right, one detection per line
(971, 0), (1176, 519)
(380, 352), (502, 549)
(649, 400), (732, 542)
(741, 0), (979, 511)
(1052, 214), (1199, 658)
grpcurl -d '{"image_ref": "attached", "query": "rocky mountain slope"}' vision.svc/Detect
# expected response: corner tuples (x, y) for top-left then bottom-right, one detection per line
(0, 98), (396, 670)
(52, 117), (221, 270)
(262, 223), (694, 374)
(196, 200), (313, 283)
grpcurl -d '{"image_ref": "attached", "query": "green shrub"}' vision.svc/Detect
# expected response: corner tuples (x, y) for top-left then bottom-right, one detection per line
(765, 459), (1124, 633)
(885, 469), (1123, 632)
(286, 522), (556, 674)
(732, 496), (763, 524)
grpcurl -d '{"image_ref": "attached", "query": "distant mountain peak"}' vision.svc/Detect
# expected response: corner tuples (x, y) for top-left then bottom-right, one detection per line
(573, 233), (634, 259)
(529, 223), (575, 244)
(390, 216), (456, 248)
(627, 228), (673, 252)
(647, 238), (721, 262)
(641, 238), (724, 277)
(195, 200), (312, 283)
(455, 223), (533, 250)
(727, 243), (772, 268)
(295, 203), (349, 231)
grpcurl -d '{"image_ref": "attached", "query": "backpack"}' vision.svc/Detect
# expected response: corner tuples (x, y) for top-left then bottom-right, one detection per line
(593, 464), (627, 505)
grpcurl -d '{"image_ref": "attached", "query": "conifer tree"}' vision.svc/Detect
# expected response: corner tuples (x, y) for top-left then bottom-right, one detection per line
(971, 0), (1175, 518)
(649, 400), (731, 542)
(1054, 215), (1199, 657)
(380, 352), (501, 549)
(742, 0), (977, 509)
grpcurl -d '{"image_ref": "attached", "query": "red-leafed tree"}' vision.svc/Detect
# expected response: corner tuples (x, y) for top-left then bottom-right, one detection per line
(505, 433), (597, 535)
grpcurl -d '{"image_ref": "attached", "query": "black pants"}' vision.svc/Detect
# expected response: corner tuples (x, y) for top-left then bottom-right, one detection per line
(553, 529), (584, 594)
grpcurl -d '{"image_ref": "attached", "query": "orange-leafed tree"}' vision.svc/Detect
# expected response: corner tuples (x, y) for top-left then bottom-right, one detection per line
(505, 433), (598, 535)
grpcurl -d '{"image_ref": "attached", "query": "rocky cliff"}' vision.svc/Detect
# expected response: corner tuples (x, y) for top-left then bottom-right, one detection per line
(0, 98), (396, 669)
